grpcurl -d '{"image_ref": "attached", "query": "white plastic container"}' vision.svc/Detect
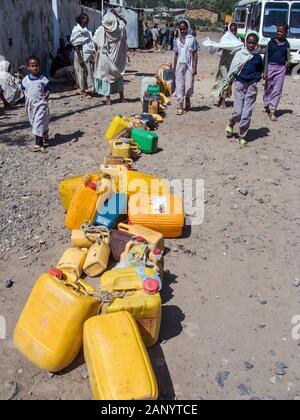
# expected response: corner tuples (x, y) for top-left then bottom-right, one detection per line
(140, 77), (157, 101)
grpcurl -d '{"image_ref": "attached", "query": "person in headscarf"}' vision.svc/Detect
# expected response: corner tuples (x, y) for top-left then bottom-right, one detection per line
(225, 32), (264, 146)
(70, 13), (95, 99)
(0, 60), (23, 105)
(204, 22), (243, 108)
(264, 24), (290, 122)
(93, 9), (127, 105)
(173, 20), (199, 115)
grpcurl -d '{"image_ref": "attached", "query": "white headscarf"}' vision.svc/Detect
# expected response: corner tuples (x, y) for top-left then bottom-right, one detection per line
(0, 60), (23, 104)
(203, 22), (243, 54)
(70, 23), (95, 62)
(93, 12), (127, 83)
(228, 31), (260, 82)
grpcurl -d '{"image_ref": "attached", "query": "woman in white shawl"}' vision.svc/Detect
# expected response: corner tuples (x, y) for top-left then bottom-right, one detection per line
(70, 13), (95, 99)
(93, 9), (127, 105)
(203, 23), (243, 108)
(0, 60), (23, 105)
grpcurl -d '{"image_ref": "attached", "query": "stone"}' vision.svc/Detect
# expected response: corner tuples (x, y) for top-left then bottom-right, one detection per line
(276, 362), (288, 376)
(293, 278), (300, 287)
(238, 188), (248, 196)
(244, 361), (254, 370)
(215, 371), (230, 388)
(237, 384), (251, 396)
(5, 279), (14, 288)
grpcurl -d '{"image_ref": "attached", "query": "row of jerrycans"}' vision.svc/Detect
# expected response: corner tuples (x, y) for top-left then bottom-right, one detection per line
(14, 223), (165, 373)
(14, 269), (158, 400)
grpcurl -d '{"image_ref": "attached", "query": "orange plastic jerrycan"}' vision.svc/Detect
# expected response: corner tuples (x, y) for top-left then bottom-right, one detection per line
(14, 269), (99, 372)
(100, 267), (161, 347)
(128, 192), (184, 238)
(58, 172), (102, 212)
(83, 312), (158, 400)
(65, 176), (113, 230)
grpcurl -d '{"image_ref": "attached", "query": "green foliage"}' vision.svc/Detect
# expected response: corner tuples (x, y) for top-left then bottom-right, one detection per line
(126, 0), (236, 15)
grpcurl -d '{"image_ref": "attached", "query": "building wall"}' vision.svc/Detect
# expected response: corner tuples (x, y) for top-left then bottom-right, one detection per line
(185, 8), (218, 25)
(0, 0), (80, 72)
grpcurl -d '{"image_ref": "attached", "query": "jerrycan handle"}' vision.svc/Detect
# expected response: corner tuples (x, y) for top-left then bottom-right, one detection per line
(118, 222), (130, 232)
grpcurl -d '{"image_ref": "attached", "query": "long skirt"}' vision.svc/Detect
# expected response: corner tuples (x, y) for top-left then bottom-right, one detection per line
(229, 80), (258, 138)
(74, 54), (94, 91)
(264, 63), (286, 110)
(175, 63), (194, 104)
(211, 50), (234, 100)
(94, 77), (124, 96)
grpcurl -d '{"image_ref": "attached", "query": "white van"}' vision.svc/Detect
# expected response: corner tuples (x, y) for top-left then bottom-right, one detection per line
(234, 0), (300, 63)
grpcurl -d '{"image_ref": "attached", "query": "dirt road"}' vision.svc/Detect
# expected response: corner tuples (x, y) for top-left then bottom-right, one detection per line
(1, 33), (300, 400)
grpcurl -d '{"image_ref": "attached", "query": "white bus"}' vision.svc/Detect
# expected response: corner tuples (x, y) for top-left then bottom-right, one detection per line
(234, 0), (300, 63)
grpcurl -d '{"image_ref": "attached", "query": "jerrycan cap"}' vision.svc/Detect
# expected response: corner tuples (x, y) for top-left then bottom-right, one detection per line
(48, 268), (66, 280)
(87, 182), (97, 190)
(144, 278), (159, 294)
(153, 248), (162, 256)
(135, 236), (145, 243)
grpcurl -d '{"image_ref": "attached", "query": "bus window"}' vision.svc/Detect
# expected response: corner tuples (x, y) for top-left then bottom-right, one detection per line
(235, 7), (248, 28)
(290, 3), (300, 39)
(250, 3), (262, 31)
(263, 2), (289, 38)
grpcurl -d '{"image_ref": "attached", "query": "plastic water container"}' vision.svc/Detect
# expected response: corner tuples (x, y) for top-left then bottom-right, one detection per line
(58, 172), (102, 212)
(94, 193), (128, 229)
(128, 192), (185, 238)
(14, 270), (98, 372)
(56, 247), (88, 282)
(105, 115), (132, 142)
(131, 128), (158, 154)
(83, 312), (158, 400)
(99, 267), (161, 347)
(140, 76), (157, 101)
(118, 223), (165, 252)
(83, 230), (110, 277)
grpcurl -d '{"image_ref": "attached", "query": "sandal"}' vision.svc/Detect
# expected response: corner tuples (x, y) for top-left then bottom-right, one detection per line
(239, 138), (248, 146)
(33, 145), (41, 153)
(225, 125), (234, 138)
(176, 109), (184, 115)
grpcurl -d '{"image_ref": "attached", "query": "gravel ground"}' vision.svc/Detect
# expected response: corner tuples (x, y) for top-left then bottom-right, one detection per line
(0, 33), (300, 400)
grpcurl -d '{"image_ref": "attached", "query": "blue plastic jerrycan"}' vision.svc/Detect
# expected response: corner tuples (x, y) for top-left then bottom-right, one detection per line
(94, 193), (128, 229)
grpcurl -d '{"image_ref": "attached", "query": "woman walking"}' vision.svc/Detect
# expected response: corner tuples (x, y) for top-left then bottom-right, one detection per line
(225, 32), (264, 146)
(209, 23), (243, 108)
(173, 20), (198, 115)
(70, 13), (95, 98)
(93, 10), (127, 105)
(264, 24), (290, 121)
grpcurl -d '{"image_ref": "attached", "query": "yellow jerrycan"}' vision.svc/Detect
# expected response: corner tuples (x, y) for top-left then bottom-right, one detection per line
(58, 172), (102, 212)
(128, 192), (184, 238)
(71, 230), (95, 249)
(110, 140), (131, 159)
(118, 222), (165, 252)
(56, 247), (87, 282)
(83, 227), (111, 277)
(14, 269), (99, 372)
(65, 176), (113, 230)
(99, 267), (161, 347)
(83, 312), (158, 400)
(105, 116), (132, 142)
